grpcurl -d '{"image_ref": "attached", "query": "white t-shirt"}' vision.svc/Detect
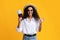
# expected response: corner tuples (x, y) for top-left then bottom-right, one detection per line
(16, 17), (40, 35)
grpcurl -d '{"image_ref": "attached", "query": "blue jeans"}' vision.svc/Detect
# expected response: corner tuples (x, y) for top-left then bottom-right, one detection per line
(23, 35), (36, 40)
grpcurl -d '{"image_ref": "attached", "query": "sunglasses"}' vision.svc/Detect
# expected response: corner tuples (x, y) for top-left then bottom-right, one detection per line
(28, 10), (33, 11)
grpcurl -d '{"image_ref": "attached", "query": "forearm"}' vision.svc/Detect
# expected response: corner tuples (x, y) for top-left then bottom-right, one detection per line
(16, 22), (22, 32)
(17, 21), (21, 28)
(17, 22), (19, 28)
(39, 21), (42, 32)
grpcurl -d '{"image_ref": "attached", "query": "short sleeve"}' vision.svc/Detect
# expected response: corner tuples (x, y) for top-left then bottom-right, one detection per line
(16, 20), (24, 32)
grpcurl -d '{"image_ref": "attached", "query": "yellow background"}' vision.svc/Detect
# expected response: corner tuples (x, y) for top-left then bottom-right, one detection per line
(0, 0), (60, 40)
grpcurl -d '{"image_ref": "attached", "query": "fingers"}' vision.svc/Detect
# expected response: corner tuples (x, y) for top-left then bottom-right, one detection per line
(40, 18), (44, 22)
(18, 17), (22, 22)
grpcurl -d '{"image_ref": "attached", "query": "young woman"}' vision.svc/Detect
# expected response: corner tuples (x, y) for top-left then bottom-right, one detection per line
(16, 5), (43, 40)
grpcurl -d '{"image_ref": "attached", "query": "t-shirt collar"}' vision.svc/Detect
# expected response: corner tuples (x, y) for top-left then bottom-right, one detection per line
(26, 17), (34, 21)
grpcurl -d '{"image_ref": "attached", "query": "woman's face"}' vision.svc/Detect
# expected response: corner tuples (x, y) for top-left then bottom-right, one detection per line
(28, 7), (33, 17)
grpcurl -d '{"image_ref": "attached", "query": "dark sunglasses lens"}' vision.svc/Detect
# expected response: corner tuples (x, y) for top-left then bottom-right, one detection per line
(31, 10), (33, 11)
(28, 10), (33, 11)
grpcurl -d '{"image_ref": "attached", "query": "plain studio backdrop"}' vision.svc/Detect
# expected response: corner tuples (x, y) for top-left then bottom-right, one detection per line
(0, 0), (60, 40)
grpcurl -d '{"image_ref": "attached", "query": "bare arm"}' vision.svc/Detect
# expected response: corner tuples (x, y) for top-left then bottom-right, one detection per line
(39, 20), (42, 32)
(38, 18), (44, 32)
(16, 17), (23, 32)
(17, 21), (20, 28)
(17, 17), (22, 28)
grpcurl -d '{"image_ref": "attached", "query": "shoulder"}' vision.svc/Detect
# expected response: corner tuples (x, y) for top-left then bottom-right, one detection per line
(21, 18), (27, 22)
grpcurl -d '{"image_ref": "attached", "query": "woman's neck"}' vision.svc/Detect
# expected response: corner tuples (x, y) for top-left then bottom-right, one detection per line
(28, 16), (32, 21)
